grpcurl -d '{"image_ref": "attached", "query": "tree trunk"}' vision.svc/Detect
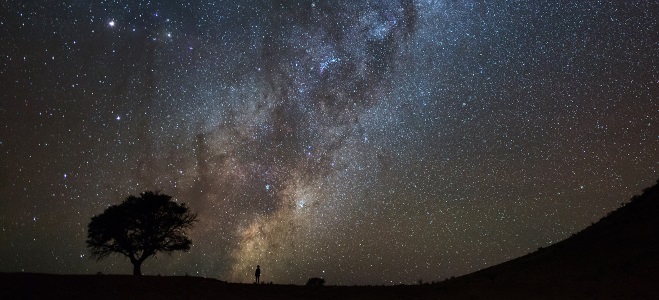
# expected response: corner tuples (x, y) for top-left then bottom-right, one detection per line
(133, 261), (142, 276)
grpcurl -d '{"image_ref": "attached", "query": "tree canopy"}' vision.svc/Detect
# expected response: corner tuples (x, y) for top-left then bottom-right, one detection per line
(86, 191), (197, 275)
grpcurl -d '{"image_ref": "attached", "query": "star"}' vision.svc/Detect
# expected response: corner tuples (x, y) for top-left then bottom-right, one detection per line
(0, 0), (656, 286)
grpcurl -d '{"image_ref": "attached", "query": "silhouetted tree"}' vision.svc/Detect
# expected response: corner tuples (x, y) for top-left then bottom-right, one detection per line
(86, 191), (197, 275)
(306, 277), (325, 287)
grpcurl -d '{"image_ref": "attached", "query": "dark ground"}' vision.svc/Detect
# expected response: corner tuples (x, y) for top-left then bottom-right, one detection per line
(3, 179), (658, 299)
(1, 270), (657, 300)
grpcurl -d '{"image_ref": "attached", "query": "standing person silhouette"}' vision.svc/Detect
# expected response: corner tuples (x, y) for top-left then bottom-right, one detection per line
(255, 265), (261, 284)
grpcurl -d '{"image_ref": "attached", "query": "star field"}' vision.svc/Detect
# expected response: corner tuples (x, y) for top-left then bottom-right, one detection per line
(0, 0), (657, 285)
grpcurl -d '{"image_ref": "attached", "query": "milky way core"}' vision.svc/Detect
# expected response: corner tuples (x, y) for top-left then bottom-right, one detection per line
(1, 1), (657, 285)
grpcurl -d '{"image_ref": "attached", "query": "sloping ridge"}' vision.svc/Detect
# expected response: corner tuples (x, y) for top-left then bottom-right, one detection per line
(1, 180), (658, 299)
(443, 178), (659, 298)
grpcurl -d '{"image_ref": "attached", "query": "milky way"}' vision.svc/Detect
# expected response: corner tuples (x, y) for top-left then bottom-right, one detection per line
(1, 1), (657, 284)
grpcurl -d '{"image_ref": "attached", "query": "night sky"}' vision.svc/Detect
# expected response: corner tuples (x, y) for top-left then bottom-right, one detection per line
(1, 0), (657, 285)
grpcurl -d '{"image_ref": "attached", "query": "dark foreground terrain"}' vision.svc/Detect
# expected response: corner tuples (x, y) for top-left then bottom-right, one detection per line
(3, 179), (658, 299)
(1, 269), (657, 300)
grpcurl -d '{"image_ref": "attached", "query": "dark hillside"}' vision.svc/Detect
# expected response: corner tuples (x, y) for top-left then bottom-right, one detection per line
(2, 179), (658, 299)
(431, 178), (659, 299)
